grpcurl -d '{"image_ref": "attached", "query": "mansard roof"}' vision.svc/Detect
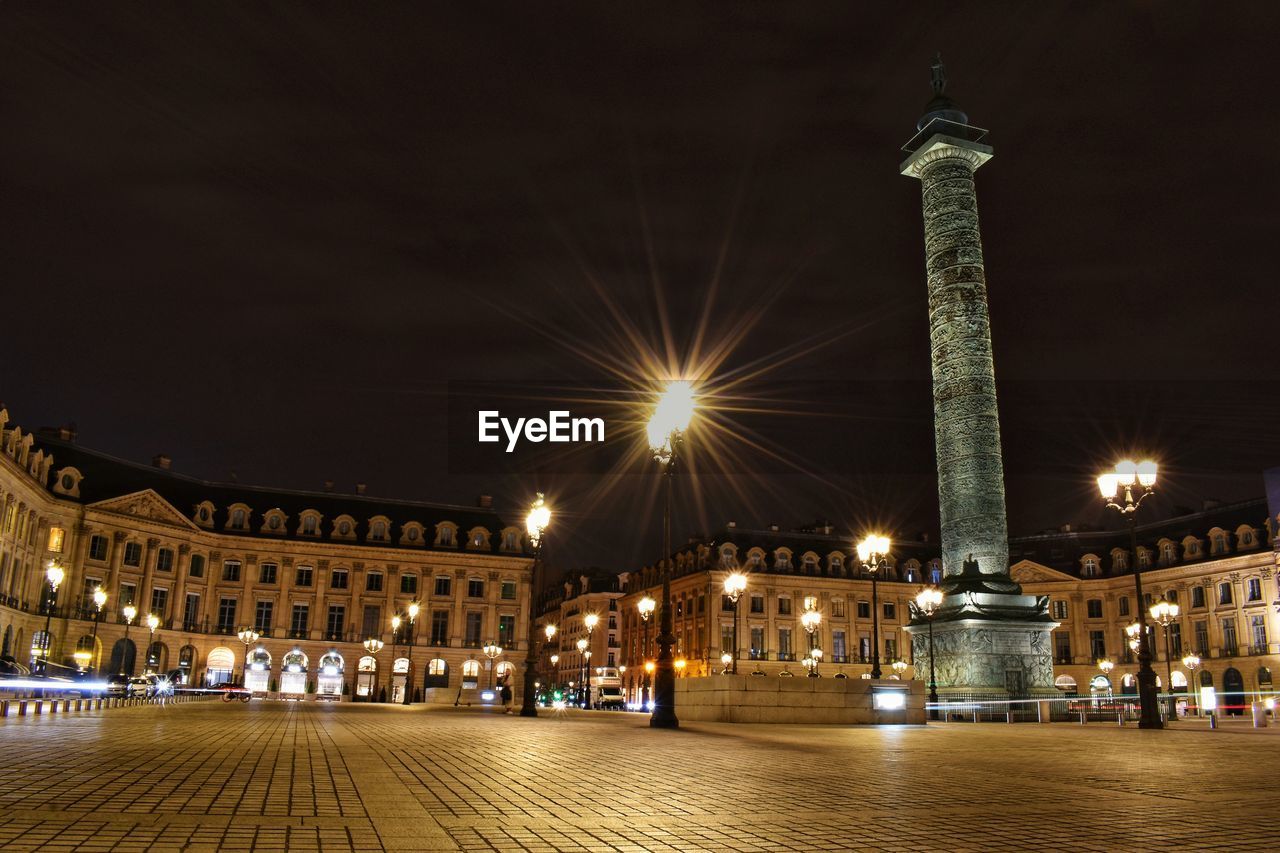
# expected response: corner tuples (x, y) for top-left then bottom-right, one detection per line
(37, 434), (522, 554)
(1008, 497), (1271, 577)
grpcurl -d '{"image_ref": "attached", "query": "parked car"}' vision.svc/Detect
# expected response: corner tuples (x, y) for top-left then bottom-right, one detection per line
(127, 674), (173, 698)
(104, 675), (130, 696)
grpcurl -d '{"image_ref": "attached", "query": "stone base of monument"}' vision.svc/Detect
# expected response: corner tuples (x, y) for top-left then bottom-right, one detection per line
(673, 674), (925, 724)
(907, 618), (1057, 698)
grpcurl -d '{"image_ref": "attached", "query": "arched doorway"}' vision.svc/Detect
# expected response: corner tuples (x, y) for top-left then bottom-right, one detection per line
(146, 641), (168, 674)
(462, 659), (480, 689)
(391, 657), (410, 703)
(177, 645), (196, 685)
(425, 658), (449, 688)
(281, 649), (309, 696)
(356, 655), (377, 699)
(245, 647), (272, 693)
(205, 647), (235, 686)
(1223, 667), (1246, 716)
(110, 638), (137, 677)
(1257, 666), (1273, 691)
(30, 630), (52, 671)
(74, 636), (98, 672)
(317, 651), (344, 697)
(1054, 674), (1078, 696)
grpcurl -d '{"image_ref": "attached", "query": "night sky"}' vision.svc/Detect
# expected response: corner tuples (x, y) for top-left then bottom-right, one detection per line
(3, 4), (1278, 573)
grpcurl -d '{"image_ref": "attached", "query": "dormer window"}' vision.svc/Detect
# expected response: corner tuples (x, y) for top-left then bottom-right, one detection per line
(332, 515), (356, 540)
(52, 467), (83, 498)
(465, 527), (490, 550)
(436, 523), (457, 547)
(1081, 555), (1100, 578)
(1160, 542), (1177, 565)
(502, 529), (518, 551)
(226, 504), (251, 531)
(748, 550), (763, 568)
(263, 510), (287, 534)
(193, 501), (216, 528)
(802, 554), (818, 574)
(400, 522), (424, 546)
(830, 555), (843, 574)
(301, 512), (321, 536)
(368, 517), (390, 542)
(774, 549), (792, 570)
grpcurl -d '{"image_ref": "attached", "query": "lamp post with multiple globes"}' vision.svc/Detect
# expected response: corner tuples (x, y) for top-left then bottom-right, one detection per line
(120, 604), (138, 677)
(1150, 598), (1181, 719)
(646, 379), (697, 729)
(482, 643), (503, 691)
(236, 627), (260, 685)
(914, 585), (943, 718)
(856, 535), (891, 679)
(1097, 458), (1162, 729)
(145, 613), (161, 674)
(401, 602), (419, 705)
(575, 638), (589, 707)
(1182, 654), (1202, 716)
(520, 493), (552, 717)
(637, 595), (656, 707)
(722, 573), (746, 675)
(89, 587), (108, 676)
(363, 637), (384, 701)
(36, 559), (65, 676)
(800, 606), (821, 677)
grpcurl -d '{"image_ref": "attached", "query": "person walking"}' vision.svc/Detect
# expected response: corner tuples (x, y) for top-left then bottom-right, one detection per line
(498, 672), (514, 714)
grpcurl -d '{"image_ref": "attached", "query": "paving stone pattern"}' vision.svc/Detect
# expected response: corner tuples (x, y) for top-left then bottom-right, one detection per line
(0, 701), (1277, 851)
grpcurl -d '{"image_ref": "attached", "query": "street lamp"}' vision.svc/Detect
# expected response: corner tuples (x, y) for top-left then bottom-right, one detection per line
(483, 643), (502, 690)
(521, 493), (553, 717)
(576, 637), (589, 707)
(36, 559), (65, 676)
(856, 534), (891, 679)
(720, 652), (732, 674)
(1098, 658), (1115, 704)
(363, 638), (384, 702)
(402, 602), (419, 706)
(1150, 598), (1181, 719)
(891, 659), (907, 678)
(723, 572), (746, 675)
(583, 612), (596, 701)
(914, 585), (943, 718)
(90, 587), (108, 676)
(646, 378), (697, 729)
(144, 613), (160, 674)
(1098, 457), (1162, 729)
(237, 627), (260, 685)
(800, 606), (821, 677)
(550, 654), (560, 700)
(637, 595), (656, 706)
(121, 604), (138, 676)
(390, 613), (402, 694)
(1182, 653), (1202, 716)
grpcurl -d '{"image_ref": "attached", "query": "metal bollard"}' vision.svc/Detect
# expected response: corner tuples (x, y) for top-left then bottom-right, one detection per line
(1, 700), (8, 717)
(49, 701), (58, 714)
(1079, 709), (1086, 725)
(973, 708), (979, 724)
(18, 701), (28, 716)
(1006, 709), (1014, 724)
(1209, 712), (1218, 729)
(33, 700), (42, 715)
(1117, 710), (1125, 726)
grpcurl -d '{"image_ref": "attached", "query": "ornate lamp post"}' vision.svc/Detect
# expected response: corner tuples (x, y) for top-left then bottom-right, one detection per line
(637, 595), (656, 706)
(722, 572), (746, 675)
(646, 379), (697, 729)
(363, 638), (384, 702)
(1150, 598), (1181, 719)
(390, 614), (401, 691)
(237, 627), (260, 685)
(483, 643), (502, 690)
(36, 559), (65, 676)
(581, 612), (599, 707)
(891, 659), (908, 678)
(121, 604), (138, 676)
(145, 613), (161, 674)
(549, 654), (560, 699)
(800, 606), (821, 677)
(1182, 653), (1202, 716)
(520, 493), (552, 716)
(575, 638), (589, 707)
(402, 602), (419, 705)
(1098, 458), (1162, 729)
(89, 587), (108, 676)
(856, 534), (891, 679)
(720, 652), (732, 674)
(914, 585), (943, 718)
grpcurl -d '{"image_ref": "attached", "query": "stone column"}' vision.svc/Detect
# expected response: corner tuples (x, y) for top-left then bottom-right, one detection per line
(906, 142), (1007, 578)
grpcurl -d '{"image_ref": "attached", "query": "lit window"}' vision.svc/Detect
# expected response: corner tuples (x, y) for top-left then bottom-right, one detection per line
(47, 527), (65, 553)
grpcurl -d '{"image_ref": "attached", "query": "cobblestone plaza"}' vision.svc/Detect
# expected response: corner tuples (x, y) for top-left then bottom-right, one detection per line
(1, 702), (1277, 852)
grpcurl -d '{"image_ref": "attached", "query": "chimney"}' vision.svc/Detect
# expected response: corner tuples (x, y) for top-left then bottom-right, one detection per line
(356, 483), (367, 496)
(726, 520), (736, 529)
(769, 523), (779, 532)
(324, 480), (335, 493)
(477, 494), (493, 508)
(152, 454), (171, 470)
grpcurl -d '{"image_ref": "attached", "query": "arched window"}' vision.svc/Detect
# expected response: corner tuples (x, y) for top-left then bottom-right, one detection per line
(206, 647), (236, 685)
(428, 658), (448, 676)
(462, 659), (480, 685)
(358, 655), (377, 672)
(319, 652), (344, 675)
(1054, 674), (1077, 693)
(495, 661), (514, 679)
